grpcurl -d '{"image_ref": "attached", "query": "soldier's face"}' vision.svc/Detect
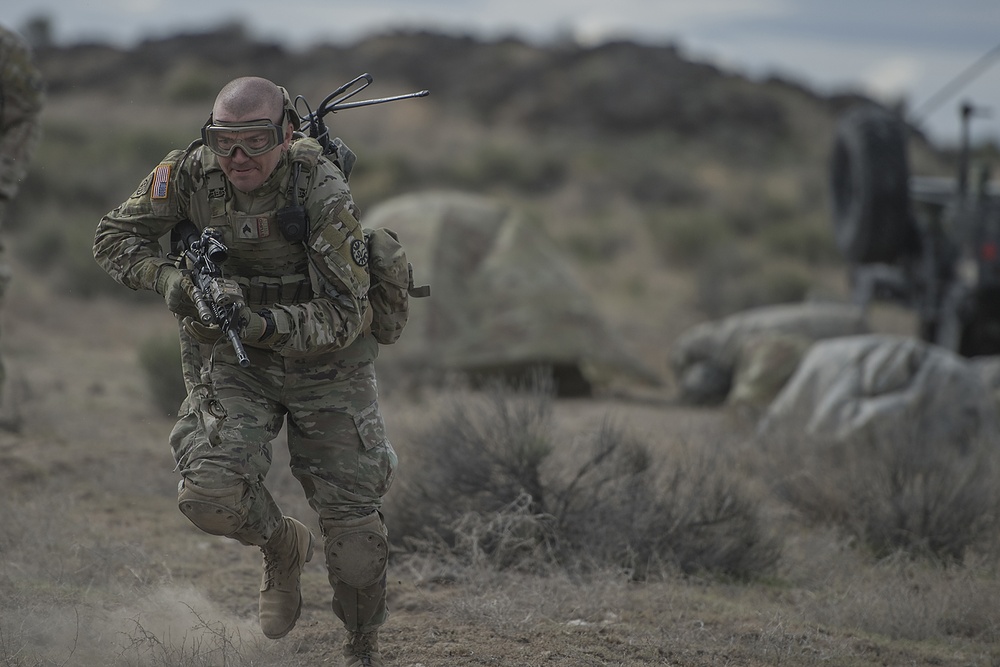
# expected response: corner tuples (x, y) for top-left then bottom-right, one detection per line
(213, 109), (292, 193)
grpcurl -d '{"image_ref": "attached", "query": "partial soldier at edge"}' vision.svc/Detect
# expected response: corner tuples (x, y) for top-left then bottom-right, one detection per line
(0, 24), (44, 429)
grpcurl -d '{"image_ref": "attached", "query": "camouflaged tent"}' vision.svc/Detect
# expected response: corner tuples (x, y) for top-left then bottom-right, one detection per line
(757, 335), (998, 450)
(362, 191), (659, 396)
(670, 302), (870, 405)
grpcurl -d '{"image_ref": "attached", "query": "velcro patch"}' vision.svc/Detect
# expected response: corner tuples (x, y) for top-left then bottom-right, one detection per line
(237, 216), (271, 239)
(151, 164), (171, 199)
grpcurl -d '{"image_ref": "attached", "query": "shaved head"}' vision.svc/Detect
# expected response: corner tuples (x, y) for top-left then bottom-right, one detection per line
(207, 76), (295, 192)
(213, 76), (285, 123)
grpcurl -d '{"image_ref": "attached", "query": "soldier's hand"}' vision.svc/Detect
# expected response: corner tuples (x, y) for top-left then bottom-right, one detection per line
(181, 316), (223, 344)
(240, 307), (289, 347)
(239, 307), (266, 342)
(154, 265), (197, 318)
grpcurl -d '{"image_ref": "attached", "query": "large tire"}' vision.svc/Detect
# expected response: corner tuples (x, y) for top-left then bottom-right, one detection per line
(830, 105), (919, 263)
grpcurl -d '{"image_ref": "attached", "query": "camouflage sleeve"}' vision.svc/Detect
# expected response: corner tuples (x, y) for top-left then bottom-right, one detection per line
(0, 28), (44, 204)
(93, 149), (192, 291)
(266, 160), (372, 356)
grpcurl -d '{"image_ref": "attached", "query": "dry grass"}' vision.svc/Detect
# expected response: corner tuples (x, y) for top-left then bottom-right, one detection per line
(760, 415), (1000, 563)
(4, 361), (1000, 665)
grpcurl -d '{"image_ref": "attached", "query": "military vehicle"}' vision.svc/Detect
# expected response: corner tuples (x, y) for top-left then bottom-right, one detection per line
(830, 101), (1000, 356)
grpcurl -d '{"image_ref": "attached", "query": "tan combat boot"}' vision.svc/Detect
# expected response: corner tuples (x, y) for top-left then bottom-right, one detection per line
(342, 630), (383, 667)
(259, 516), (315, 639)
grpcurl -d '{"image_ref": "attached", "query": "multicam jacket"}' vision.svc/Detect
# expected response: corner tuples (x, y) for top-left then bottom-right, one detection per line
(0, 25), (44, 207)
(93, 137), (373, 358)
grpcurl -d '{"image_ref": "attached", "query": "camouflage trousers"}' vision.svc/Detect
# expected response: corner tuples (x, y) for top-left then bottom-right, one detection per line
(169, 331), (396, 629)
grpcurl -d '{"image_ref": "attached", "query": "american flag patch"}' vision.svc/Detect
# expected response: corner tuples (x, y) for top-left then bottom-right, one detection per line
(151, 164), (171, 199)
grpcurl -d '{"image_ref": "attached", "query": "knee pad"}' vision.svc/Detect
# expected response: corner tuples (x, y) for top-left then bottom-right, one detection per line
(322, 512), (389, 588)
(177, 478), (247, 536)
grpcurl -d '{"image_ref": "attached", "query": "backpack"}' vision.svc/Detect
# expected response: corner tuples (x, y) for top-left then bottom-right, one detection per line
(365, 227), (429, 345)
(291, 135), (430, 344)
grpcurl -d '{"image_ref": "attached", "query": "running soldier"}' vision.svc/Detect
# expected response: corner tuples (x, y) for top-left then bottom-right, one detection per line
(94, 76), (395, 667)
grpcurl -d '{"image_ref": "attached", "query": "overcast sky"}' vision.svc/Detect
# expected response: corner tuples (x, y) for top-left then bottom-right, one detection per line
(4, 0), (1000, 145)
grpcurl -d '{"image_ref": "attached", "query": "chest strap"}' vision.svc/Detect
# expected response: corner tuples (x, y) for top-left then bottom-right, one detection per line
(206, 170), (228, 221)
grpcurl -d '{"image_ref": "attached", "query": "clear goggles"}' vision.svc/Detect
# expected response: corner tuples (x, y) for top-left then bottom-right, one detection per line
(201, 118), (284, 157)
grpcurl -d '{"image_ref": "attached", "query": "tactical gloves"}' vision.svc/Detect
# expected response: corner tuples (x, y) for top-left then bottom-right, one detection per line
(182, 305), (288, 348)
(154, 265), (197, 318)
(242, 308), (289, 347)
(170, 275), (290, 351)
(181, 316), (224, 345)
(240, 308), (275, 343)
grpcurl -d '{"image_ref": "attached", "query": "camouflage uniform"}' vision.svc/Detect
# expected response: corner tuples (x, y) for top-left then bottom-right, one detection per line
(0, 26), (42, 231)
(93, 132), (397, 636)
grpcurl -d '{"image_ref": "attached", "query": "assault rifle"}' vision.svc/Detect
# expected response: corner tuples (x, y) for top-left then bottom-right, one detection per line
(294, 73), (429, 158)
(175, 220), (251, 368)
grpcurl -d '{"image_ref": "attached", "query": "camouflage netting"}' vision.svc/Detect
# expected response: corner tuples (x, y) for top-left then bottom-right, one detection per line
(757, 335), (998, 449)
(362, 191), (660, 395)
(727, 332), (814, 410)
(670, 302), (870, 405)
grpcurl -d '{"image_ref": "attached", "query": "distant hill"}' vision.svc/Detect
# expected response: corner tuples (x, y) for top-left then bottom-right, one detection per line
(35, 25), (881, 144)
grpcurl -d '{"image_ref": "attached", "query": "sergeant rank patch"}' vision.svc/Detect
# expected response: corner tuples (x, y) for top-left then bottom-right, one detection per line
(238, 216), (271, 239)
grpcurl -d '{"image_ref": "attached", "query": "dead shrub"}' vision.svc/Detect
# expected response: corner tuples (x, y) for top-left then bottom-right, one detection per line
(449, 493), (561, 572)
(554, 430), (780, 579)
(390, 375), (555, 551)
(391, 376), (779, 580)
(764, 422), (1000, 563)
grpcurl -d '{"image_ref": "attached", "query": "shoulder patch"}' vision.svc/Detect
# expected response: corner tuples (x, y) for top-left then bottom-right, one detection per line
(132, 172), (153, 198)
(151, 163), (171, 199)
(350, 237), (369, 266)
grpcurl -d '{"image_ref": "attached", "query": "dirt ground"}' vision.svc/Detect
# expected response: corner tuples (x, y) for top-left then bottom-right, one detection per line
(2, 257), (995, 667)
(0, 255), (685, 664)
